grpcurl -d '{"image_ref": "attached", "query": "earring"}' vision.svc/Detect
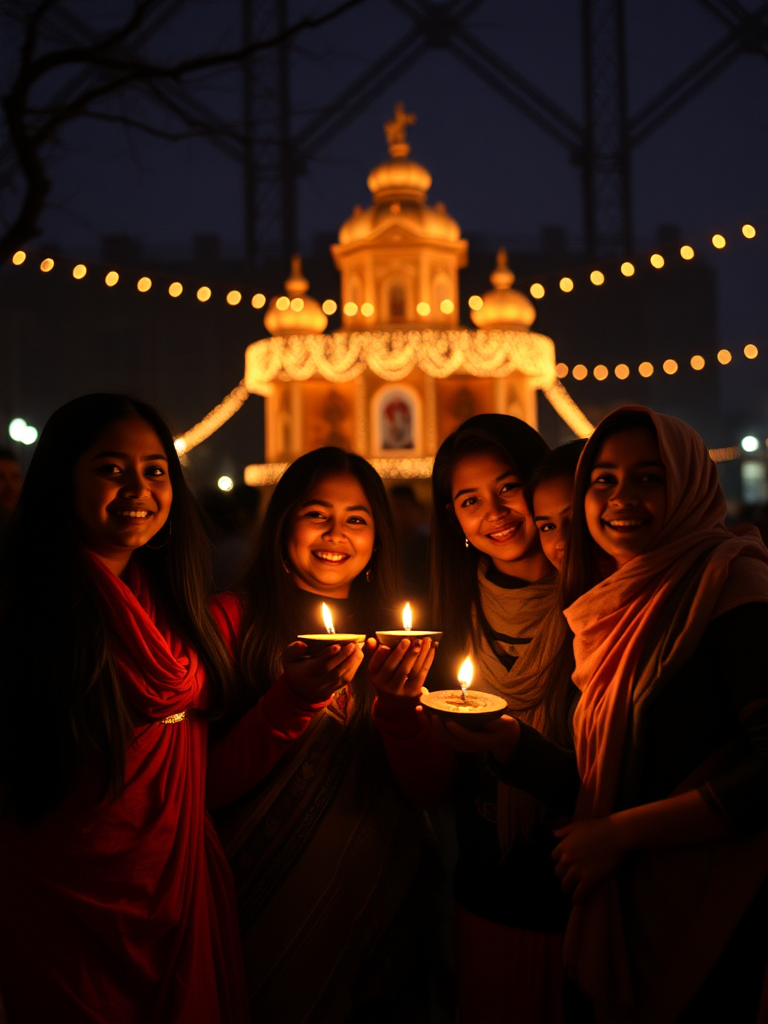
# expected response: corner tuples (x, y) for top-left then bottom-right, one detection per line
(366, 567), (373, 583)
(464, 536), (470, 549)
(146, 521), (172, 550)
(281, 556), (292, 575)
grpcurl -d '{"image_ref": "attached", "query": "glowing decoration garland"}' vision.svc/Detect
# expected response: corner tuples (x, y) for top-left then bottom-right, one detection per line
(244, 329), (556, 390)
(556, 342), (759, 382)
(173, 382), (250, 455)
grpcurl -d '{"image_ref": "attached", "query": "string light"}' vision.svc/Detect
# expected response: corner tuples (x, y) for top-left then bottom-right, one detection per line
(712, 234), (726, 249)
(742, 224), (756, 239)
(572, 364), (587, 380)
(650, 253), (665, 269)
(559, 277), (574, 293)
(105, 271), (119, 287)
(72, 264), (87, 279)
(638, 361), (654, 378)
(12, 251), (26, 265)
(226, 290), (242, 306)
(40, 258), (54, 272)
(440, 299), (454, 314)
(197, 286), (211, 302)
(343, 301), (358, 315)
(169, 282), (183, 297)
(137, 277), (152, 292)
(530, 283), (545, 299)
(252, 293), (266, 309)
(290, 297), (304, 311)
(620, 262), (635, 277)
(615, 363), (630, 379)
(322, 299), (337, 315)
(361, 302), (375, 317)
(468, 295), (483, 310)
(717, 349), (732, 365)
(691, 355), (705, 370)
(589, 270), (605, 286)
(174, 382), (251, 455)
(541, 380), (594, 438)
(416, 302), (431, 316)
(745, 344), (759, 359)
(663, 359), (678, 375)
(680, 245), (695, 260)
(555, 362), (569, 378)
(276, 296), (290, 311)
(593, 364), (608, 380)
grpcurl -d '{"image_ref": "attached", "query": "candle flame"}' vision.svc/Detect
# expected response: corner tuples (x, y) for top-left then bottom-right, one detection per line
(402, 602), (413, 631)
(321, 603), (335, 634)
(458, 656), (474, 690)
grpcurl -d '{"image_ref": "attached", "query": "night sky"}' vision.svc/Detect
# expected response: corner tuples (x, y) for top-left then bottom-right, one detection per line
(2, 0), (767, 444)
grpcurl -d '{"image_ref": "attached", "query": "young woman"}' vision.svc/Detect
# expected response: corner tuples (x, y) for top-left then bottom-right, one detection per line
(0, 394), (250, 1024)
(481, 407), (768, 1023)
(211, 446), (446, 1024)
(529, 439), (587, 572)
(423, 413), (576, 1024)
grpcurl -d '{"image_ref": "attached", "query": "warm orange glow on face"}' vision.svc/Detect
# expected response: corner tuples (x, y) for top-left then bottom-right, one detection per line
(458, 656), (473, 690)
(403, 603), (413, 631)
(322, 603), (335, 634)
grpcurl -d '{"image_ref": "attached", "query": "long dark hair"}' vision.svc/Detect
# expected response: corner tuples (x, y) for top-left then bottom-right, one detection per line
(238, 447), (401, 707)
(430, 413), (550, 659)
(0, 393), (235, 823)
(561, 408), (657, 609)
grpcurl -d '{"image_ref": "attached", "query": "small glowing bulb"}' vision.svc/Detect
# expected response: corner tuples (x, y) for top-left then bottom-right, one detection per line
(680, 245), (695, 260)
(572, 364), (588, 381)
(174, 438), (187, 454)
(741, 436), (759, 453)
(663, 359), (678, 375)
(217, 475), (234, 492)
(226, 290), (242, 306)
(105, 271), (119, 287)
(168, 281), (183, 297)
(638, 361), (654, 378)
(290, 297), (304, 312)
(72, 264), (87, 279)
(717, 349), (732, 365)
(691, 355), (705, 370)
(276, 296), (290, 311)
(615, 363), (630, 379)
(620, 261), (635, 277)
(40, 258), (54, 272)
(137, 276), (152, 292)
(590, 270), (605, 286)
(468, 295), (483, 310)
(594, 364), (608, 381)
(321, 603), (335, 634)
(742, 224), (756, 239)
(11, 251), (26, 265)
(440, 299), (454, 314)
(251, 292), (266, 309)
(8, 418), (28, 442)
(343, 301), (358, 316)
(555, 362), (569, 379)
(650, 253), (665, 269)
(744, 344), (758, 360)
(559, 276), (574, 293)
(361, 302), (375, 317)
(322, 299), (337, 315)
(197, 286), (211, 303)
(416, 301), (431, 316)
(403, 603), (413, 631)
(711, 234), (726, 249)
(458, 656), (474, 692)
(529, 283), (545, 299)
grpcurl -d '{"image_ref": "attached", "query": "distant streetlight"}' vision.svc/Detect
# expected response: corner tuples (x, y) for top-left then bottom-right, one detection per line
(741, 436), (760, 453)
(217, 475), (234, 492)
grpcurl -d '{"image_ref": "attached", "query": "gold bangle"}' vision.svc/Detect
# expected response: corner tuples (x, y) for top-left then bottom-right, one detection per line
(161, 710), (187, 725)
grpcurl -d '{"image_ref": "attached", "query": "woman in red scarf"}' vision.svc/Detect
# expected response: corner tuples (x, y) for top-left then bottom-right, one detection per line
(0, 394), (251, 1023)
(482, 407), (768, 1022)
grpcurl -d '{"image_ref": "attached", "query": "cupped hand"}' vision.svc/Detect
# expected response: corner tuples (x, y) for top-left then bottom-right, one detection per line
(551, 817), (627, 904)
(367, 637), (436, 710)
(281, 640), (364, 704)
(422, 711), (520, 763)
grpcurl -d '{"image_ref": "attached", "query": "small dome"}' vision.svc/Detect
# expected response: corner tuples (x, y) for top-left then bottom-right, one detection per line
(470, 249), (536, 331)
(264, 255), (328, 336)
(366, 158), (432, 205)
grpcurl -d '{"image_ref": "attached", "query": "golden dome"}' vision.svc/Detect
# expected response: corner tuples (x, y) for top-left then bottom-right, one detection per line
(264, 255), (328, 336)
(470, 249), (536, 330)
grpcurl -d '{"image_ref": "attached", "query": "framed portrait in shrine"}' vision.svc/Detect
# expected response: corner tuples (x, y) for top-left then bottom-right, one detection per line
(370, 383), (423, 457)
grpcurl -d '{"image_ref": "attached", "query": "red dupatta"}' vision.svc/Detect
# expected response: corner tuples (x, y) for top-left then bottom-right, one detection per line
(0, 554), (248, 1024)
(562, 408), (768, 1022)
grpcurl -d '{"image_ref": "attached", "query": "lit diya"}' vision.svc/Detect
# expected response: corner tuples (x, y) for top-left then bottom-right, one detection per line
(297, 603), (365, 656)
(420, 656), (508, 731)
(375, 603), (442, 647)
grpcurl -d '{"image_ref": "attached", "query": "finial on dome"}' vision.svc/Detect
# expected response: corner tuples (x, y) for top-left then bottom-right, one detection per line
(285, 254), (309, 296)
(264, 255), (327, 336)
(384, 102), (417, 159)
(490, 248), (515, 291)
